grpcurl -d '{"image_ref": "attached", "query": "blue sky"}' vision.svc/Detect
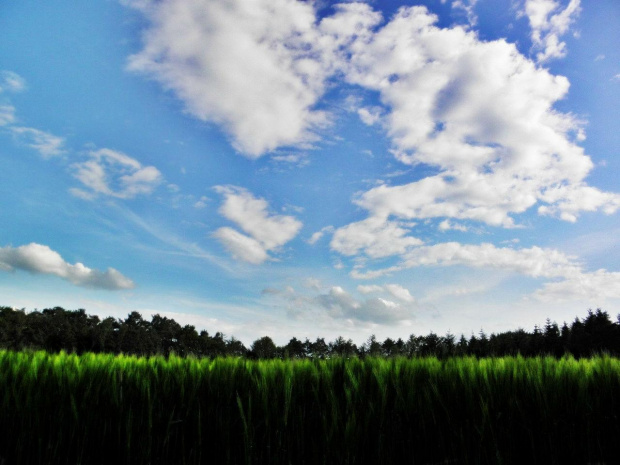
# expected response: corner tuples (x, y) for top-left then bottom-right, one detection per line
(0, 0), (618, 344)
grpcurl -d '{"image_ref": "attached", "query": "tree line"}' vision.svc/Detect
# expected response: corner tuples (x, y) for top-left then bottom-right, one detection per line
(1, 306), (619, 358)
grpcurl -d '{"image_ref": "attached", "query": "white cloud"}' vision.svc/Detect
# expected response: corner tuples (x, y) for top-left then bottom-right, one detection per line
(451, 0), (478, 26)
(271, 153), (310, 167)
(537, 183), (620, 222)
(124, 0), (332, 158)
(327, 4), (617, 235)
(303, 277), (322, 290)
(534, 269), (620, 301)
(0, 71), (26, 93)
(358, 283), (415, 303)
(357, 284), (385, 294)
(438, 219), (469, 232)
(214, 186), (302, 263)
(522, 0), (581, 63)
(357, 106), (383, 126)
(384, 283), (416, 302)
(10, 126), (65, 157)
(331, 216), (423, 258)
(212, 227), (269, 265)
(0, 243), (134, 290)
(398, 242), (580, 278)
(315, 286), (415, 323)
(71, 148), (162, 199)
(348, 241), (620, 303)
(122, 1), (617, 254)
(194, 196), (209, 209)
(307, 225), (334, 245)
(0, 105), (16, 126)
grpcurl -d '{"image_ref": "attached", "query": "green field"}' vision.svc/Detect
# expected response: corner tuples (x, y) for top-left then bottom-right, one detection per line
(1, 350), (619, 464)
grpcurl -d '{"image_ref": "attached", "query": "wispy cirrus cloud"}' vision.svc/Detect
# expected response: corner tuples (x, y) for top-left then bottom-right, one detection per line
(0, 105), (15, 126)
(70, 148), (162, 200)
(10, 126), (66, 158)
(0, 243), (134, 290)
(348, 241), (620, 303)
(0, 70), (26, 93)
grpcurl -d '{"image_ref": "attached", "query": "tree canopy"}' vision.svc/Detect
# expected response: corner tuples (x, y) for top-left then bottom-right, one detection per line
(1, 306), (619, 359)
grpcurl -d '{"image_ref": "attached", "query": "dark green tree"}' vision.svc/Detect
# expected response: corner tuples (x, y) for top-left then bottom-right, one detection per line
(251, 336), (278, 359)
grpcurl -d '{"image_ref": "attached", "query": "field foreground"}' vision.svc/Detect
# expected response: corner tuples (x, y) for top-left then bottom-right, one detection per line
(1, 351), (619, 464)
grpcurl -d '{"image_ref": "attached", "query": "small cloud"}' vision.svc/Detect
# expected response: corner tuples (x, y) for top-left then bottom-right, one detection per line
(303, 277), (322, 290)
(261, 287), (281, 295)
(522, 0), (581, 63)
(331, 216), (423, 259)
(194, 196), (209, 209)
(271, 153), (310, 167)
(384, 283), (415, 303)
(357, 107), (382, 126)
(0, 243), (134, 290)
(71, 148), (162, 199)
(307, 226), (334, 245)
(501, 238), (521, 245)
(283, 204), (304, 214)
(212, 227), (269, 265)
(613, 74), (620, 82)
(10, 126), (66, 158)
(438, 219), (469, 232)
(0, 105), (16, 126)
(0, 71), (26, 93)
(213, 186), (302, 264)
(594, 54), (605, 61)
(68, 188), (96, 201)
(357, 284), (384, 294)
(451, 0), (479, 27)
(357, 283), (415, 303)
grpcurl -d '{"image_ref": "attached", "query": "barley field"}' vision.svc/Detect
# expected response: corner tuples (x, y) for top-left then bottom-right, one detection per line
(1, 350), (619, 464)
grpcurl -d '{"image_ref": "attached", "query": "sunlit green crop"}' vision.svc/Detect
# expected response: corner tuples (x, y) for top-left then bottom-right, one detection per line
(1, 350), (619, 464)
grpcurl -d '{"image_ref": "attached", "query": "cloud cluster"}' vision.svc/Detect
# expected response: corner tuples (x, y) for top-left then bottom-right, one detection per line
(213, 186), (302, 264)
(0, 243), (134, 290)
(339, 5), (616, 228)
(522, 0), (581, 63)
(70, 148), (162, 199)
(316, 285), (414, 323)
(265, 283), (417, 324)
(126, 1), (617, 232)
